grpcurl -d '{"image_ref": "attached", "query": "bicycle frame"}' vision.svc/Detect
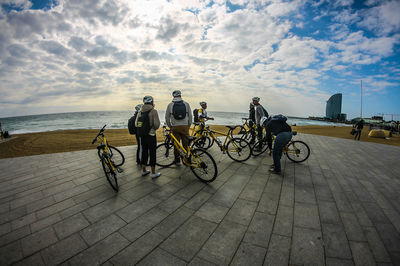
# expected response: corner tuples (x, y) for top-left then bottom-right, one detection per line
(166, 130), (204, 168)
(97, 134), (116, 171)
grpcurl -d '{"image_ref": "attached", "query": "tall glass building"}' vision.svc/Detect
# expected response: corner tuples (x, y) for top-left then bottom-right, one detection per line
(326, 93), (342, 119)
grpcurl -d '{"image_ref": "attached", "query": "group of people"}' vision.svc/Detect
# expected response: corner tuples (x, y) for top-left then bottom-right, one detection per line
(130, 91), (294, 178)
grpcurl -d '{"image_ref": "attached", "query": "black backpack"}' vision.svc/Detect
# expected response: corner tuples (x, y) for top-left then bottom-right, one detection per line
(172, 101), (187, 120)
(271, 114), (287, 122)
(128, 112), (138, 135)
(136, 111), (151, 137)
(193, 109), (199, 123)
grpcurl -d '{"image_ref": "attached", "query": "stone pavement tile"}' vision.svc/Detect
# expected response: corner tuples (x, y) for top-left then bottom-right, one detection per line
(224, 199), (257, 226)
(351, 202), (374, 227)
(137, 247), (186, 266)
(321, 223), (352, 259)
(332, 192), (354, 213)
(54, 185), (90, 202)
(0, 206), (27, 224)
(273, 205), (293, 237)
(278, 185), (294, 208)
(0, 240), (24, 265)
(326, 257), (355, 266)
(264, 234), (290, 266)
(72, 185), (109, 204)
(290, 227), (324, 266)
(82, 196), (129, 223)
(11, 213), (36, 231)
(59, 201), (90, 219)
(210, 174), (251, 208)
(230, 241), (266, 266)
(201, 180), (224, 195)
(150, 184), (181, 200)
(53, 213), (90, 240)
(153, 207), (194, 237)
(42, 181), (76, 197)
(72, 174), (99, 186)
(363, 226), (391, 263)
(80, 214), (127, 245)
(195, 201), (229, 224)
(184, 191), (212, 210)
(188, 256), (217, 266)
(0, 225), (30, 247)
(295, 185), (317, 204)
(157, 194), (188, 214)
(363, 203), (391, 224)
(13, 253), (44, 266)
(341, 212), (367, 241)
(160, 216), (217, 262)
(257, 180), (281, 215)
(41, 233), (88, 265)
(238, 175), (268, 203)
(369, 191), (395, 211)
(389, 252), (400, 266)
(318, 200), (341, 224)
(0, 202), (10, 215)
(175, 181), (206, 199)
(382, 209), (400, 233)
(9, 191), (44, 210)
(294, 202), (320, 230)
(197, 219), (247, 265)
(119, 182), (159, 203)
(36, 198), (76, 219)
(349, 241), (376, 266)
(315, 185), (334, 201)
(109, 230), (164, 266)
(0, 222), (11, 236)
(68, 232), (130, 266)
(30, 213), (62, 233)
(116, 195), (161, 223)
(376, 223), (400, 252)
(119, 207), (168, 242)
(243, 211), (274, 248)
(26, 196), (55, 213)
(21, 226), (58, 256)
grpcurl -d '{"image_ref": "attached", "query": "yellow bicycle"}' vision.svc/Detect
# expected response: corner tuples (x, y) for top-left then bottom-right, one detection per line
(156, 125), (218, 183)
(192, 125), (252, 162)
(92, 125), (125, 192)
(238, 117), (258, 143)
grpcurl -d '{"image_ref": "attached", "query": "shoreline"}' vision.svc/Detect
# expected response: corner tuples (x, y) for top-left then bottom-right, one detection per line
(0, 125), (399, 159)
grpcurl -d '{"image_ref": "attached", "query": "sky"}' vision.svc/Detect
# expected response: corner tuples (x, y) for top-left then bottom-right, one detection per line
(0, 0), (399, 120)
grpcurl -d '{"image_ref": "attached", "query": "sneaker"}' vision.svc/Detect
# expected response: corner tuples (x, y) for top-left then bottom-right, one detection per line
(269, 168), (281, 174)
(151, 173), (161, 179)
(141, 170), (150, 176)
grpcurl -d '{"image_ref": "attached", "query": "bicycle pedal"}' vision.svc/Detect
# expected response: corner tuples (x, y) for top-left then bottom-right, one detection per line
(116, 167), (124, 173)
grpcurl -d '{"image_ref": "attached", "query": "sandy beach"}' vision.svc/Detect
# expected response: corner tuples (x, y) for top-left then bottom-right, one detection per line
(0, 125), (399, 159)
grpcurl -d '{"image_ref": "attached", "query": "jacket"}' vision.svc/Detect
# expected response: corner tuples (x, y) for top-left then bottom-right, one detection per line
(135, 103), (160, 136)
(255, 104), (266, 126)
(265, 120), (292, 149)
(165, 97), (192, 127)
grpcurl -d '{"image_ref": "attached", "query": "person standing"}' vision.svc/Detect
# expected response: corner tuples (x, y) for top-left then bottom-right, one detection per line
(136, 96), (161, 179)
(265, 115), (292, 174)
(354, 119), (364, 141)
(252, 97), (268, 151)
(248, 102), (256, 144)
(198, 101), (214, 124)
(128, 104), (143, 165)
(165, 90), (192, 166)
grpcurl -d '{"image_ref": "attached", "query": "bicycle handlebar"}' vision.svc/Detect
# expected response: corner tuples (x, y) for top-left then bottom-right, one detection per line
(91, 124), (107, 144)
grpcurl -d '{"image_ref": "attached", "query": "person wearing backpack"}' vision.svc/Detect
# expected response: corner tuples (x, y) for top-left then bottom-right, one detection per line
(263, 115), (292, 174)
(165, 90), (192, 166)
(252, 97), (269, 151)
(128, 104), (143, 165)
(248, 102), (256, 144)
(136, 96), (161, 179)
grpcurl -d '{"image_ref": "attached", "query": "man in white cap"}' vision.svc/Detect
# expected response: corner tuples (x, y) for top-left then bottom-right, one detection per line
(165, 90), (192, 166)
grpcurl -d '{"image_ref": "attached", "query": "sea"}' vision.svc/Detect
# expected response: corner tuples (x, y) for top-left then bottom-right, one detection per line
(0, 111), (349, 135)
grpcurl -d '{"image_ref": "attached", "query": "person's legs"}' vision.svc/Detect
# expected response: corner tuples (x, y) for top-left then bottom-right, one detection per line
(172, 127), (182, 163)
(255, 125), (263, 150)
(135, 134), (141, 164)
(140, 136), (150, 175)
(272, 132), (292, 173)
(357, 129), (362, 140)
(149, 135), (160, 178)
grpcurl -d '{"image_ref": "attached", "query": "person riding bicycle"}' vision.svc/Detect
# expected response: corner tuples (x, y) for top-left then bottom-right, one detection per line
(253, 97), (269, 151)
(165, 90), (192, 166)
(263, 115), (292, 174)
(248, 102), (256, 144)
(136, 96), (161, 179)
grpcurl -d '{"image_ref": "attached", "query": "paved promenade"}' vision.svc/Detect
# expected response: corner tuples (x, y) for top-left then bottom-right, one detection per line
(0, 133), (399, 265)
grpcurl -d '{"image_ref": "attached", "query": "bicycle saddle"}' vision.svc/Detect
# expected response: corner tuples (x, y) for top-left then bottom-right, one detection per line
(225, 125), (238, 130)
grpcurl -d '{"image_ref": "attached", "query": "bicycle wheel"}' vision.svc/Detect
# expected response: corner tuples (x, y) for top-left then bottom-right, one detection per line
(226, 138), (252, 162)
(285, 140), (310, 163)
(192, 136), (212, 150)
(189, 148), (218, 183)
(156, 142), (175, 167)
(101, 157), (118, 192)
(98, 145), (125, 167)
(251, 139), (268, 156)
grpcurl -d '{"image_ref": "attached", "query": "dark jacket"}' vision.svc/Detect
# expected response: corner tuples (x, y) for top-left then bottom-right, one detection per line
(249, 107), (255, 122)
(355, 120), (364, 130)
(265, 120), (292, 149)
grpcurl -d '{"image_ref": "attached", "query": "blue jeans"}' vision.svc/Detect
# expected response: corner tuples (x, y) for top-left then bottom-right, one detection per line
(273, 132), (292, 172)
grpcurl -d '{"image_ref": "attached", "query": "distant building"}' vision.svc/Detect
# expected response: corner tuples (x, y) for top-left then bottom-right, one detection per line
(326, 93), (342, 120)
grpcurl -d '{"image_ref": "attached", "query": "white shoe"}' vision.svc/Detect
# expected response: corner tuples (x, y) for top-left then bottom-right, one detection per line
(151, 172), (161, 179)
(141, 170), (150, 176)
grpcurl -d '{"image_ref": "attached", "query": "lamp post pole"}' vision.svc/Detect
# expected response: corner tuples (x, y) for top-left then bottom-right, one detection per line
(360, 80), (363, 119)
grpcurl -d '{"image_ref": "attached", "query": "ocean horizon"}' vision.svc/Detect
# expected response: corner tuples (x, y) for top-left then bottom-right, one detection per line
(0, 110), (349, 135)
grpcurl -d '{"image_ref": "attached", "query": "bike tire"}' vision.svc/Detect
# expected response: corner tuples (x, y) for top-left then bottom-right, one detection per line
(155, 142), (175, 167)
(226, 138), (252, 162)
(98, 145), (125, 167)
(192, 136), (212, 150)
(101, 157), (118, 192)
(251, 139), (268, 156)
(189, 148), (218, 183)
(285, 140), (310, 163)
